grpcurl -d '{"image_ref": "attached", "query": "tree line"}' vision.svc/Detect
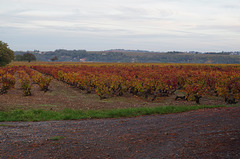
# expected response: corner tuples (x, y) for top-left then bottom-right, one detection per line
(15, 49), (240, 64)
(1, 40), (240, 67)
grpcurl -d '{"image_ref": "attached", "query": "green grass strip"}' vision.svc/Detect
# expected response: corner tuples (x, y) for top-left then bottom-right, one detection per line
(47, 136), (65, 141)
(0, 105), (237, 122)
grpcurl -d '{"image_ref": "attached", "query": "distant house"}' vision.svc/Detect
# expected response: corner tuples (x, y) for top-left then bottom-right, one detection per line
(80, 58), (87, 62)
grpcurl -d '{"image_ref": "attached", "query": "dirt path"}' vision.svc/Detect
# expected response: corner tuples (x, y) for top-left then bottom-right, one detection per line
(1, 106), (240, 159)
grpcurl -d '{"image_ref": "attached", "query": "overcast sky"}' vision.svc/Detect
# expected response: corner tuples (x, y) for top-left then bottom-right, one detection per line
(1, 0), (240, 52)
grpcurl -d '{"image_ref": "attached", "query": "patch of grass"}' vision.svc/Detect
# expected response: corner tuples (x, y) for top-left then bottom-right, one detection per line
(0, 124), (14, 127)
(48, 136), (65, 141)
(0, 105), (237, 122)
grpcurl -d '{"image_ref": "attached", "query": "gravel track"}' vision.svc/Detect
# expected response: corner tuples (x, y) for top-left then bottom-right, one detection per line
(1, 106), (240, 159)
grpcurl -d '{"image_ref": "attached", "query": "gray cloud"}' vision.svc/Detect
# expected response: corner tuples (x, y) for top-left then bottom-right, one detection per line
(0, 0), (240, 51)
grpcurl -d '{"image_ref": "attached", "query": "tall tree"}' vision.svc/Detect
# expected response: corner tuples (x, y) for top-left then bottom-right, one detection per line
(51, 56), (58, 61)
(0, 41), (14, 66)
(22, 53), (37, 62)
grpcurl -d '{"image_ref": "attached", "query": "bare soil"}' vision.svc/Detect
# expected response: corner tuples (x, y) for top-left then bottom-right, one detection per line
(0, 106), (240, 158)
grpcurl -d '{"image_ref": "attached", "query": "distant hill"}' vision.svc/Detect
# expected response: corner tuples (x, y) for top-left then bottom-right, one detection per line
(14, 49), (240, 64)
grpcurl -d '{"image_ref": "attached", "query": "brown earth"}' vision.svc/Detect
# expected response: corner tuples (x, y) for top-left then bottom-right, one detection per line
(0, 106), (240, 158)
(0, 76), (231, 112)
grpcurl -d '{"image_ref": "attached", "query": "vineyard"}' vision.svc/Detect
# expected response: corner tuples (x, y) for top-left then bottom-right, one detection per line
(0, 66), (52, 96)
(1, 63), (240, 106)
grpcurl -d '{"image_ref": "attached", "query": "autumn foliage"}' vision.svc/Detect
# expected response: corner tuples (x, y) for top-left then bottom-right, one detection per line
(0, 66), (16, 94)
(1, 63), (239, 104)
(0, 65), (52, 96)
(28, 63), (240, 104)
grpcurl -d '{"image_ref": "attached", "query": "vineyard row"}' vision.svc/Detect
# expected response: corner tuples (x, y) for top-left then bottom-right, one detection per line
(0, 66), (52, 96)
(28, 64), (240, 104)
(1, 64), (240, 104)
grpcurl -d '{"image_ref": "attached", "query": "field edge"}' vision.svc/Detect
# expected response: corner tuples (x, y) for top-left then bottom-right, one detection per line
(0, 105), (238, 122)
